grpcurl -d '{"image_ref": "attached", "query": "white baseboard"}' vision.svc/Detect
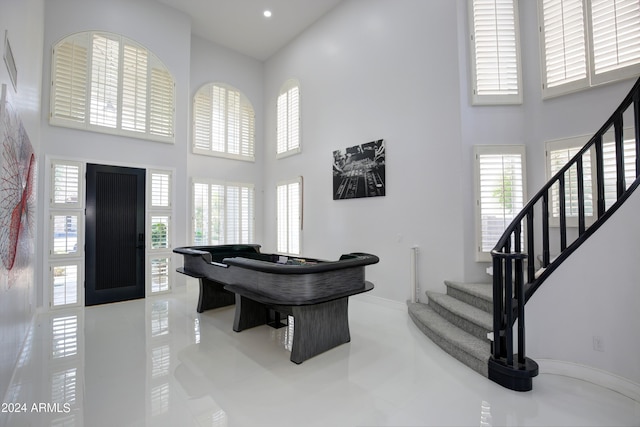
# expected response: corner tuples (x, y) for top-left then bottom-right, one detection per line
(538, 359), (640, 403)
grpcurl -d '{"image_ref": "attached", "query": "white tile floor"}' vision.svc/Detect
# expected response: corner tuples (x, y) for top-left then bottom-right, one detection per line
(2, 281), (639, 427)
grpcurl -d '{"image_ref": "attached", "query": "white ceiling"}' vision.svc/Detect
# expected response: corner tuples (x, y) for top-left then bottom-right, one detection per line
(154, 0), (345, 61)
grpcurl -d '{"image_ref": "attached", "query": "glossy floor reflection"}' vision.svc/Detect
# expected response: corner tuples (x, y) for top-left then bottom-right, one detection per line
(2, 281), (639, 427)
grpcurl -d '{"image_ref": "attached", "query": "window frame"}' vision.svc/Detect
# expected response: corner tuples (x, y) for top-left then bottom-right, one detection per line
(473, 145), (527, 262)
(192, 82), (256, 162)
(276, 79), (301, 159)
(538, 0), (640, 98)
(191, 179), (255, 246)
(468, 0), (523, 105)
(48, 159), (85, 309)
(50, 31), (176, 143)
(147, 169), (174, 294)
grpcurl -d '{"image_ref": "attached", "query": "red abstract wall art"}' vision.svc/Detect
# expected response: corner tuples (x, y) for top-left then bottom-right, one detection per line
(0, 84), (36, 273)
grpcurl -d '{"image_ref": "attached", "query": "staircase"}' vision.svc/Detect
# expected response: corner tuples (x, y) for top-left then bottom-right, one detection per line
(409, 77), (640, 393)
(408, 281), (492, 378)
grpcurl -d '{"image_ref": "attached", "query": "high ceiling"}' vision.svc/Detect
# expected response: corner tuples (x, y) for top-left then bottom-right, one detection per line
(153, 0), (345, 61)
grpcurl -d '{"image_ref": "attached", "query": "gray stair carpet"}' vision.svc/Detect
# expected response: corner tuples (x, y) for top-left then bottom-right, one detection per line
(407, 282), (493, 378)
(444, 281), (493, 313)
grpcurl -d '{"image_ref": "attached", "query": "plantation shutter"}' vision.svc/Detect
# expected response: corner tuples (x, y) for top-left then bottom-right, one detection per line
(150, 216), (170, 249)
(51, 161), (82, 208)
(192, 83), (255, 160)
(151, 172), (171, 208)
(223, 184), (254, 244)
(240, 103), (255, 158)
(469, 0), (522, 105)
(121, 43), (148, 133)
(193, 182), (210, 245)
(192, 181), (254, 245)
(242, 186), (254, 243)
(149, 66), (174, 138)
(277, 179), (301, 255)
(51, 34), (88, 124)
(589, 0), (640, 84)
(147, 169), (173, 293)
(226, 186), (240, 243)
(277, 82), (300, 156)
(89, 34), (119, 128)
(474, 146), (526, 261)
(193, 88), (212, 151)
(51, 31), (175, 143)
(210, 184), (225, 245)
(211, 85), (226, 153)
(539, 0), (588, 94)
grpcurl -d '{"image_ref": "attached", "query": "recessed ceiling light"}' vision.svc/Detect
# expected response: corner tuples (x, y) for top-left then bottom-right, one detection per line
(263, 10), (272, 18)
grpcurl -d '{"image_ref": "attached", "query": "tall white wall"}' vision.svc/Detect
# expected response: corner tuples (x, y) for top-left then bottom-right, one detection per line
(0, 0), (44, 402)
(264, 0), (466, 302)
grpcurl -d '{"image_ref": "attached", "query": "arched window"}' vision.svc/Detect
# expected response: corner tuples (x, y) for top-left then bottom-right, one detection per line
(276, 79), (301, 158)
(193, 83), (255, 161)
(50, 31), (175, 143)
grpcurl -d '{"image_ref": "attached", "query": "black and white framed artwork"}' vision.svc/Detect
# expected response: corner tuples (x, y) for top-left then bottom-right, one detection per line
(332, 139), (385, 200)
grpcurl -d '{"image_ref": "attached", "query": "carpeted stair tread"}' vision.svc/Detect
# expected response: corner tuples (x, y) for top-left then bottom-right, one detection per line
(444, 281), (493, 313)
(426, 291), (493, 337)
(408, 302), (490, 377)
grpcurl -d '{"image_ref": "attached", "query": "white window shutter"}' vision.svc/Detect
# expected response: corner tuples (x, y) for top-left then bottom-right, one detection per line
(474, 146), (526, 261)
(241, 103), (255, 158)
(192, 83), (255, 161)
(469, 0), (523, 105)
(150, 171), (171, 208)
(277, 92), (288, 154)
(277, 178), (302, 255)
(51, 161), (83, 208)
(211, 85), (226, 153)
(51, 31), (175, 143)
(277, 80), (301, 157)
(89, 34), (119, 128)
(539, 0), (589, 96)
(150, 216), (170, 250)
(193, 88), (212, 151)
(589, 0), (640, 85)
(51, 33), (88, 124)
(149, 66), (174, 138)
(121, 43), (148, 133)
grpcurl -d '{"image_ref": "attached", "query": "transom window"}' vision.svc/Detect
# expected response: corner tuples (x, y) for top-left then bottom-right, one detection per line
(50, 31), (175, 142)
(193, 83), (255, 161)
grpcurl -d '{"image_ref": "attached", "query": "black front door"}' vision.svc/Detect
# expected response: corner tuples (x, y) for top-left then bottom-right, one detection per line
(85, 164), (145, 306)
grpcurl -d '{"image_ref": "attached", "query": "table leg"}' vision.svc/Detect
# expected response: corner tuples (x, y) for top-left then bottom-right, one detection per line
(233, 294), (269, 332)
(290, 297), (351, 364)
(197, 278), (236, 313)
